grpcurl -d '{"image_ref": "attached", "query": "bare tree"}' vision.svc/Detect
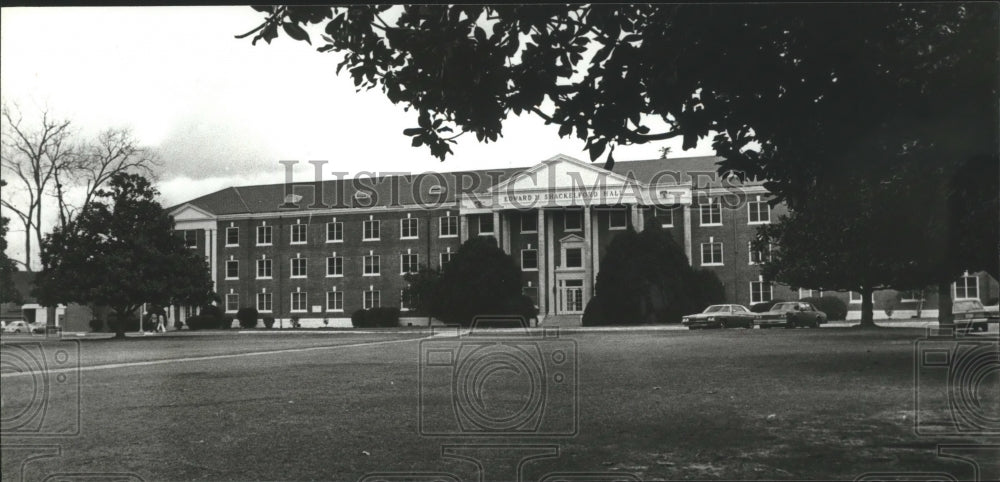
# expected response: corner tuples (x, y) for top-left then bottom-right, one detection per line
(53, 128), (160, 229)
(1, 103), (75, 270)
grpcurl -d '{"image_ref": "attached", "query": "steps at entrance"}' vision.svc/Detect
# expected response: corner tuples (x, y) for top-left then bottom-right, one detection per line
(541, 314), (583, 328)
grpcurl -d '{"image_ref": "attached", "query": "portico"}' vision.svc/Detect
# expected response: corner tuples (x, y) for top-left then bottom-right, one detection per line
(458, 154), (694, 321)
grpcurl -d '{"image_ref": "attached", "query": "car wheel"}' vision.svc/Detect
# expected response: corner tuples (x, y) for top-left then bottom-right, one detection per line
(688, 326), (696, 330)
(720, 321), (729, 329)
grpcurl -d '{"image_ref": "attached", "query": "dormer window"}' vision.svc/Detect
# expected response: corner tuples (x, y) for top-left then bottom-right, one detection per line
(354, 191), (371, 202)
(428, 185), (445, 195)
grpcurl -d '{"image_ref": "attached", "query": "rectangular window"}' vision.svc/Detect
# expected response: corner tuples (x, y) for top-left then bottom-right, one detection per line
(326, 291), (343, 312)
(748, 198), (771, 224)
(440, 252), (453, 267)
(326, 256), (343, 277)
(748, 242), (771, 265)
(609, 209), (628, 230)
(256, 225), (272, 246)
(564, 209), (583, 231)
(850, 291), (862, 304)
(183, 230), (198, 249)
(363, 254), (380, 276)
(364, 290), (380, 309)
(326, 222), (343, 243)
(440, 215), (458, 237)
(225, 260), (239, 279)
(363, 219), (380, 241)
(225, 293), (239, 312)
(565, 247), (583, 268)
(400, 218), (419, 239)
(521, 249), (538, 270)
(290, 223), (307, 244)
(257, 292), (272, 312)
(750, 281), (773, 304)
(901, 290), (925, 302)
(256, 259), (272, 279)
(479, 215), (495, 235)
(700, 200), (722, 226)
(225, 227), (239, 246)
(291, 258), (307, 278)
(520, 212), (537, 233)
(954, 274), (979, 300)
(656, 207), (674, 228)
(701, 241), (724, 266)
(291, 292), (307, 312)
(401, 253), (419, 274)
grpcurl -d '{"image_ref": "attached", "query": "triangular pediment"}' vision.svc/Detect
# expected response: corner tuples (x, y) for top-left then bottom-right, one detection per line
(490, 154), (638, 193)
(559, 233), (586, 244)
(170, 203), (216, 221)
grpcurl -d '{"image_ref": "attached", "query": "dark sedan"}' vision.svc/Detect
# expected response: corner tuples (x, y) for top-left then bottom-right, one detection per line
(682, 304), (756, 329)
(757, 301), (828, 329)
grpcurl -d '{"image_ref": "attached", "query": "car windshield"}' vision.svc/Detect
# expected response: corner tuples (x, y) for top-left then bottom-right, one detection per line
(772, 303), (797, 312)
(733, 305), (749, 313)
(704, 305), (728, 313)
(953, 300), (984, 313)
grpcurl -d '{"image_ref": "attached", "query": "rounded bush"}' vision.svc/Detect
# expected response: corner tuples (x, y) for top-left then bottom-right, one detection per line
(262, 316), (275, 329)
(89, 318), (104, 332)
(236, 307), (259, 328)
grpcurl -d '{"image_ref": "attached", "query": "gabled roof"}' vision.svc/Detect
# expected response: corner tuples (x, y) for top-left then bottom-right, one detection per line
(168, 154), (743, 216)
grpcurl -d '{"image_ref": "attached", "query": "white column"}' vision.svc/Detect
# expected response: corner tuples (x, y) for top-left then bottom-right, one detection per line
(630, 204), (641, 230)
(536, 209), (547, 317)
(205, 228), (218, 293)
(583, 206), (593, 300)
(591, 211), (600, 285)
(683, 204), (693, 265)
(546, 212), (556, 315)
(636, 205), (645, 232)
(460, 214), (470, 242)
(493, 210), (502, 245)
(501, 211), (511, 254)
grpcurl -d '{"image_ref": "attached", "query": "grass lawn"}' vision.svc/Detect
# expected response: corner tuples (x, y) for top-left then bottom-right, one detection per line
(1, 328), (997, 481)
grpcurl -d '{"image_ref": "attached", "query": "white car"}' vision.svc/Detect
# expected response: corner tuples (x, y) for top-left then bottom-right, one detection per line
(3, 320), (33, 333)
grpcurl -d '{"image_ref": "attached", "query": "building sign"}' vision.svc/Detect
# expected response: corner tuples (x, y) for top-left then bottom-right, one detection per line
(460, 185), (692, 212)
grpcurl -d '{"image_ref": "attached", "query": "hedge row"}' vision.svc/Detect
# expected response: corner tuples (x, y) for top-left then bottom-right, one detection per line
(351, 307), (401, 328)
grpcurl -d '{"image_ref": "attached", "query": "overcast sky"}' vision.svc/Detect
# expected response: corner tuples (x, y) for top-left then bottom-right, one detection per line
(1, 6), (714, 267)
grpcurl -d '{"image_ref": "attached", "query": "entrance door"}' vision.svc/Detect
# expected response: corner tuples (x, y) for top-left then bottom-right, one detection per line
(559, 279), (585, 314)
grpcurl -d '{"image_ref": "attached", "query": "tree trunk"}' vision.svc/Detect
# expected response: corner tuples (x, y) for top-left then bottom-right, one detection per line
(22, 217), (32, 271)
(859, 287), (877, 328)
(937, 281), (954, 328)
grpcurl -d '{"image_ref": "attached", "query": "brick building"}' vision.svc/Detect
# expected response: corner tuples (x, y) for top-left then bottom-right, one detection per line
(167, 154), (998, 326)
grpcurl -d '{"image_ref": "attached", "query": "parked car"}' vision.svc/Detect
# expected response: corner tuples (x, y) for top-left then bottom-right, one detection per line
(3, 320), (32, 334)
(952, 299), (998, 333)
(757, 301), (828, 329)
(682, 304), (756, 329)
